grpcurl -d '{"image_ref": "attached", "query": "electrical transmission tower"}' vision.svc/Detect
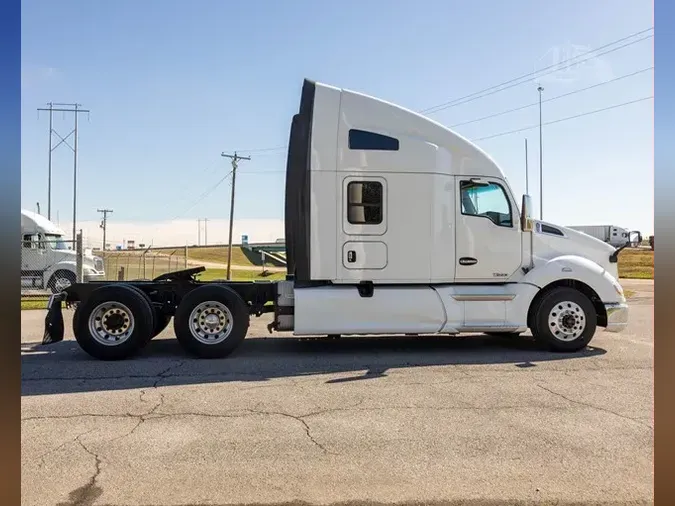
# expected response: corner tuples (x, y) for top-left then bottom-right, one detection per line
(37, 102), (90, 241)
(220, 151), (251, 280)
(97, 209), (113, 251)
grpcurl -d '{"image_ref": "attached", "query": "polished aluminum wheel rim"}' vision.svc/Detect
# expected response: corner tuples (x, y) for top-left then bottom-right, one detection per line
(548, 301), (586, 341)
(189, 301), (233, 345)
(88, 301), (135, 346)
(54, 276), (72, 292)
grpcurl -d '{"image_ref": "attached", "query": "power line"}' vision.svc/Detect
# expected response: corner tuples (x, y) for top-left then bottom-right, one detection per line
(449, 66), (653, 129)
(177, 96), (652, 210)
(231, 145), (287, 154)
(170, 169), (234, 221)
(229, 27), (653, 154)
(421, 31), (653, 115)
(471, 95), (653, 142)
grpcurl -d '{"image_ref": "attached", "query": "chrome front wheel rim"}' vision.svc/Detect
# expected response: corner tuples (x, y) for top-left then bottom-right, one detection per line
(548, 301), (586, 341)
(189, 301), (233, 345)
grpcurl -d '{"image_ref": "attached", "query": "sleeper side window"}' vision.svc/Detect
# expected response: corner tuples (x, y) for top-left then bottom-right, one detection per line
(347, 181), (383, 225)
(460, 181), (513, 227)
(348, 129), (399, 151)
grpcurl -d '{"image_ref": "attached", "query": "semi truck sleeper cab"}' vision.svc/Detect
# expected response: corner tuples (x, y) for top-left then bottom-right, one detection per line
(43, 78), (631, 361)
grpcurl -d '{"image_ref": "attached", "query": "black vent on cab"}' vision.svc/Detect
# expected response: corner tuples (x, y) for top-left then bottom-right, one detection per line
(541, 224), (564, 236)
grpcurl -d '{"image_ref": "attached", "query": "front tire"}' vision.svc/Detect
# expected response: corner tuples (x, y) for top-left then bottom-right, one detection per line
(73, 285), (154, 360)
(530, 287), (597, 352)
(174, 285), (250, 358)
(48, 270), (76, 293)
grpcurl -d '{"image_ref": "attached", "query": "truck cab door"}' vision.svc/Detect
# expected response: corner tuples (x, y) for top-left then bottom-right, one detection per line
(454, 177), (522, 282)
(22, 233), (47, 273)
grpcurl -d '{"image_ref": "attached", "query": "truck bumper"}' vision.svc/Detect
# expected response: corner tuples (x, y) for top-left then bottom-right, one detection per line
(83, 272), (106, 282)
(604, 302), (629, 332)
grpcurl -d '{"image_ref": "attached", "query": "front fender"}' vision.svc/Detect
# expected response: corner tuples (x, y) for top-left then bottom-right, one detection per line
(522, 255), (624, 303)
(44, 260), (76, 280)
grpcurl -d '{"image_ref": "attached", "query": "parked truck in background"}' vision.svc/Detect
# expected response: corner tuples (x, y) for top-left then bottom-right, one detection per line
(44, 79), (635, 360)
(567, 225), (641, 249)
(21, 209), (106, 293)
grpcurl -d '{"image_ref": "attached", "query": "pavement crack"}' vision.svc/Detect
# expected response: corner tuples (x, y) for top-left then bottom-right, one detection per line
(537, 384), (653, 429)
(57, 433), (103, 506)
(22, 413), (134, 422)
(245, 408), (335, 455)
(37, 429), (96, 469)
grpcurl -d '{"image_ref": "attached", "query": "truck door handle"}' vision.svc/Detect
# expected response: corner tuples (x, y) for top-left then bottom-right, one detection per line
(459, 257), (478, 266)
(347, 250), (356, 263)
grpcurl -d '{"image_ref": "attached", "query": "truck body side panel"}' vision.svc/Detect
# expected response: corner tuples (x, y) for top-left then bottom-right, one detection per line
(293, 285), (446, 335)
(309, 84), (341, 281)
(335, 172), (433, 283)
(434, 283), (537, 333)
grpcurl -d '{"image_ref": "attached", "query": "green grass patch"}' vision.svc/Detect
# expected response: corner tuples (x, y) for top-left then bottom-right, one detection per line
(196, 268), (285, 282)
(182, 246), (253, 266)
(618, 249), (654, 279)
(21, 298), (49, 310)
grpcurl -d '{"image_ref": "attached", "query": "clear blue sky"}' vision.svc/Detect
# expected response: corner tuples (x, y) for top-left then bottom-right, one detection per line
(20, 0), (654, 234)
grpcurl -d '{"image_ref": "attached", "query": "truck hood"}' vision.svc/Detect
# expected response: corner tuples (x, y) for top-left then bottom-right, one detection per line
(532, 220), (618, 277)
(50, 249), (100, 269)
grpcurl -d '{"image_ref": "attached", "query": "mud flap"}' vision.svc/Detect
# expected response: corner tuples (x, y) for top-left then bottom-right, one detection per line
(43, 293), (66, 345)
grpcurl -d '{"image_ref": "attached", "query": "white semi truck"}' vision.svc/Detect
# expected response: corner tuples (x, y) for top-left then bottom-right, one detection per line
(567, 225), (641, 248)
(21, 209), (106, 292)
(43, 79), (634, 360)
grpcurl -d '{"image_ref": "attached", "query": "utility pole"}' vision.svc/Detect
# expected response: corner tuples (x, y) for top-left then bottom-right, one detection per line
(97, 208), (113, 250)
(524, 138), (529, 195)
(204, 218), (208, 246)
(197, 218), (202, 245)
(38, 103), (90, 239)
(537, 86), (544, 220)
(221, 151), (251, 280)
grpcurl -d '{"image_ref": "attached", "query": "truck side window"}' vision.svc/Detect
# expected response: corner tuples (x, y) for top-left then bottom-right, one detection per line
(22, 234), (33, 248)
(347, 181), (383, 225)
(460, 181), (512, 227)
(348, 129), (399, 151)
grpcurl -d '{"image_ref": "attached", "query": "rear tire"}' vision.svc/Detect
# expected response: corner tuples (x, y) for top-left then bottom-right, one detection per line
(73, 285), (154, 360)
(530, 287), (597, 352)
(121, 284), (174, 343)
(174, 285), (250, 359)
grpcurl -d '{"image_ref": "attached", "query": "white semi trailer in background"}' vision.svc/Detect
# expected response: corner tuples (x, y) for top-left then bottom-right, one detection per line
(44, 79), (636, 360)
(567, 225), (641, 248)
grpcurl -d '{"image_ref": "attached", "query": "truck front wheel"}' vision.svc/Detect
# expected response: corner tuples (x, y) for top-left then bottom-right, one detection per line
(73, 285), (154, 360)
(173, 285), (250, 359)
(48, 270), (76, 293)
(530, 287), (597, 352)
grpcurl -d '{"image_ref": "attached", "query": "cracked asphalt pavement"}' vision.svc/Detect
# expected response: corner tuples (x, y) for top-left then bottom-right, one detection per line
(21, 279), (653, 506)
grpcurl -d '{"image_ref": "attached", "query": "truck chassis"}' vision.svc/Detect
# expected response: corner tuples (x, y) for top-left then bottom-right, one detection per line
(44, 266), (284, 360)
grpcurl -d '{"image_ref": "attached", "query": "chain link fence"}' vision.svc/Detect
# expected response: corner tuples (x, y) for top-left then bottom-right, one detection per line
(99, 246), (189, 281)
(21, 232), (84, 299)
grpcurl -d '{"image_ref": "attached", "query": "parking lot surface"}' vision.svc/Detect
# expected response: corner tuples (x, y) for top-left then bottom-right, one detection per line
(21, 280), (653, 506)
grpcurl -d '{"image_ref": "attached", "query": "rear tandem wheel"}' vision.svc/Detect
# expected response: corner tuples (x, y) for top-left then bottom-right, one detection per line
(72, 284), (154, 360)
(173, 284), (250, 359)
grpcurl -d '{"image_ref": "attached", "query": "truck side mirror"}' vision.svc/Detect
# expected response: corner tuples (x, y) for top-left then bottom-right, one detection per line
(521, 194), (534, 232)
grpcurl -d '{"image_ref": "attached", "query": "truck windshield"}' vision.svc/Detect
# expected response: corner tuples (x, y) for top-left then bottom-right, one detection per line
(44, 234), (70, 250)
